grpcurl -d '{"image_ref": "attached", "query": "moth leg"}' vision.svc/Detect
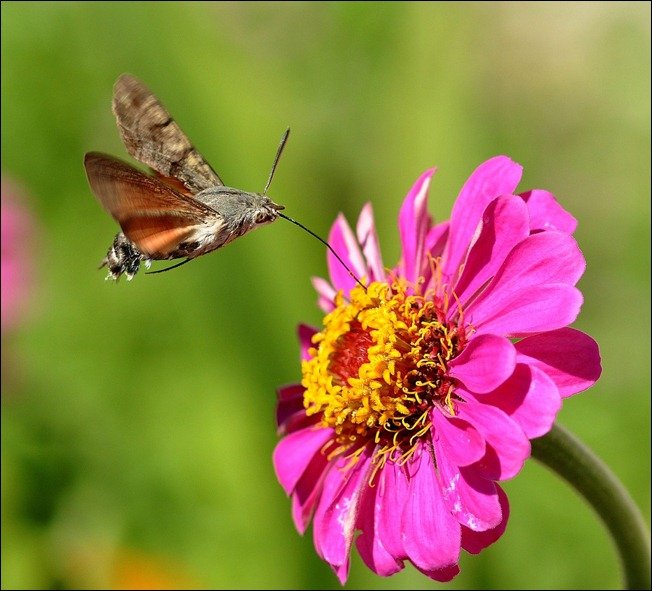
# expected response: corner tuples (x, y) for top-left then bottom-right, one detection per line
(100, 233), (149, 281)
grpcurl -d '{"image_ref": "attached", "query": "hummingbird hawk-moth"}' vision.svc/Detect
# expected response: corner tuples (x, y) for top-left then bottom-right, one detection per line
(84, 74), (287, 280)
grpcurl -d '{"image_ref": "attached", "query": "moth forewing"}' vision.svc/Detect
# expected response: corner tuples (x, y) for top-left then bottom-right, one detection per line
(112, 74), (223, 193)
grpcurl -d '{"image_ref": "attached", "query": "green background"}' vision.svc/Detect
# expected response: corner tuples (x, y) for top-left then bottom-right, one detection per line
(1, 2), (649, 589)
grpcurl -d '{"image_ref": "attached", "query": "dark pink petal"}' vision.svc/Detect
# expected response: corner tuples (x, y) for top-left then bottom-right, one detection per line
(415, 563), (461, 582)
(312, 277), (337, 313)
(273, 427), (333, 495)
(448, 334), (516, 394)
(470, 283), (583, 337)
(398, 169), (435, 286)
(327, 214), (367, 295)
(461, 485), (510, 554)
(515, 328), (602, 398)
(458, 396), (531, 480)
(480, 364), (562, 439)
(355, 478), (404, 577)
(377, 461), (409, 560)
(434, 436), (502, 531)
(402, 449), (461, 572)
(468, 231), (586, 316)
(291, 447), (330, 534)
(443, 156), (523, 279)
(276, 384), (309, 434)
(356, 203), (386, 283)
(313, 450), (373, 584)
(453, 196), (529, 307)
(298, 324), (318, 361)
(432, 411), (485, 467)
(520, 189), (577, 234)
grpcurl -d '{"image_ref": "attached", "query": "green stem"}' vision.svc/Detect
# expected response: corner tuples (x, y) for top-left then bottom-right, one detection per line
(531, 424), (651, 590)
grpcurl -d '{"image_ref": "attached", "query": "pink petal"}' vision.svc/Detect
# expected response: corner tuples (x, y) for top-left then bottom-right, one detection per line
(327, 214), (367, 295)
(468, 231), (586, 316)
(453, 196), (529, 307)
(520, 189), (577, 234)
(461, 485), (510, 554)
(291, 447), (330, 534)
(470, 283), (583, 338)
(298, 324), (318, 361)
(443, 156), (523, 279)
(313, 450), (373, 584)
(425, 220), (449, 257)
(356, 203), (386, 283)
(377, 462), (409, 561)
(398, 169), (435, 286)
(515, 327), (602, 398)
(458, 397), (531, 480)
(273, 427), (333, 495)
(448, 334), (516, 394)
(434, 438), (502, 531)
(402, 448), (461, 572)
(311, 277), (337, 312)
(432, 411), (486, 467)
(355, 479), (404, 577)
(478, 364), (562, 439)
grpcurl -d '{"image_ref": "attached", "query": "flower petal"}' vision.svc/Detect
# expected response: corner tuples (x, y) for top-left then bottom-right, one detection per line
(443, 156), (523, 279)
(479, 364), (562, 439)
(435, 436), (502, 531)
(356, 203), (386, 283)
(276, 384), (310, 435)
(402, 449), (461, 572)
(469, 231), (586, 312)
(448, 334), (516, 394)
(273, 427), (333, 495)
(432, 411), (485, 467)
(298, 324), (318, 361)
(520, 189), (577, 234)
(355, 479), (404, 577)
(470, 283), (583, 337)
(291, 447), (330, 534)
(398, 169), (435, 286)
(313, 450), (373, 584)
(377, 461), (409, 561)
(453, 196), (529, 307)
(312, 276), (337, 313)
(461, 485), (510, 554)
(327, 214), (367, 295)
(458, 397), (531, 480)
(515, 327), (602, 398)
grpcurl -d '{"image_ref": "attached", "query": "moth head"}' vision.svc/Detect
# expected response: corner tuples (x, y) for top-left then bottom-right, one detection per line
(254, 195), (285, 225)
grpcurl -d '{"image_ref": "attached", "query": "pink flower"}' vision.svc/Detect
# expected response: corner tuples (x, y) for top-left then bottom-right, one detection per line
(1, 179), (36, 333)
(273, 157), (602, 583)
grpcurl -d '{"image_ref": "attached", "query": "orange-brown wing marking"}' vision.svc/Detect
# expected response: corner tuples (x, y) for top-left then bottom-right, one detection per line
(84, 152), (218, 257)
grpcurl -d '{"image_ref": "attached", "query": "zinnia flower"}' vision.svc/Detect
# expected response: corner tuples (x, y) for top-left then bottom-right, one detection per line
(274, 156), (602, 583)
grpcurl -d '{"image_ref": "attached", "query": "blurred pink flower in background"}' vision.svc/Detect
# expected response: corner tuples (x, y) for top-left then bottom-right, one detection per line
(274, 157), (602, 583)
(1, 178), (36, 333)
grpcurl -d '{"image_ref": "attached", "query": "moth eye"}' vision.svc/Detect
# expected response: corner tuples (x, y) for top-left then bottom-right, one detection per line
(256, 212), (269, 224)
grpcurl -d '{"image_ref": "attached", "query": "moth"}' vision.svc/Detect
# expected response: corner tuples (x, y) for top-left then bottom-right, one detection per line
(84, 74), (287, 280)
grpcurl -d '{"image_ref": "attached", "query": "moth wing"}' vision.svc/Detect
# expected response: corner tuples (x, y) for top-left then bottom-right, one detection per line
(84, 152), (220, 259)
(112, 73), (224, 194)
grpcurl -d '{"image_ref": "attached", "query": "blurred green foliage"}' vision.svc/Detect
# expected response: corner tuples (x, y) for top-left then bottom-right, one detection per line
(1, 2), (649, 589)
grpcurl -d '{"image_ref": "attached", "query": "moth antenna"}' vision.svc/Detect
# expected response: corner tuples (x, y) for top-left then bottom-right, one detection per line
(264, 128), (290, 195)
(146, 258), (193, 275)
(278, 212), (367, 292)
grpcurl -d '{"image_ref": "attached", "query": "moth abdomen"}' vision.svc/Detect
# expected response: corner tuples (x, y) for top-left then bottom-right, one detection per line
(100, 233), (151, 281)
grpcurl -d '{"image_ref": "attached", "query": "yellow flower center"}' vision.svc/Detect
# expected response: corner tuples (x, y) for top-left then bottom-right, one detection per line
(302, 280), (467, 467)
